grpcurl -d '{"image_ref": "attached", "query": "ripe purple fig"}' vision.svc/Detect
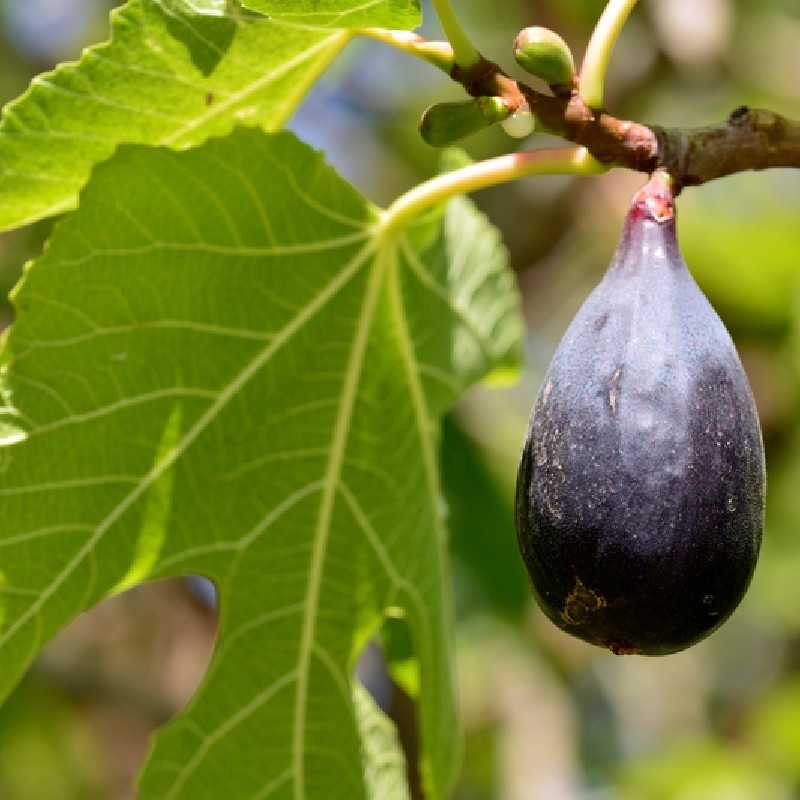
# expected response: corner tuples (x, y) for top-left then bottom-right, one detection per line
(515, 173), (765, 655)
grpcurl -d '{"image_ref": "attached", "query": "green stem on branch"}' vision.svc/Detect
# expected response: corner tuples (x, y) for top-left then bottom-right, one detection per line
(358, 28), (454, 72)
(430, 0), (481, 68)
(579, 0), (640, 109)
(365, 7), (800, 185)
(381, 147), (606, 234)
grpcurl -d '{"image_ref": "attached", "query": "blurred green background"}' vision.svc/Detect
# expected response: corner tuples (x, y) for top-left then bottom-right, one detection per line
(1, 0), (799, 797)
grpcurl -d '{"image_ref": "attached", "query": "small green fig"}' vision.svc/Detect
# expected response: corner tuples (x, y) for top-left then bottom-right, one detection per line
(419, 97), (509, 147)
(513, 26), (575, 87)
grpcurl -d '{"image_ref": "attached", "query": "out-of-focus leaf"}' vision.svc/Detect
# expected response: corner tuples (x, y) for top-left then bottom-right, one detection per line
(354, 685), (411, 800)
(0, 675), (105, 799)
(750, 680), (800, 781)
(618, 741), (788, 800)
(442, 415), (529, 621)
(750, 433), (800, 628)
(680, 173), (800, 333)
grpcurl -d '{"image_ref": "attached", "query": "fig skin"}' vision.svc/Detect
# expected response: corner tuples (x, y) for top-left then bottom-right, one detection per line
(515, 175), (765, 656)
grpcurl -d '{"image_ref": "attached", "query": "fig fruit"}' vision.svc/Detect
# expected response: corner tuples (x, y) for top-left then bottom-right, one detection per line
(513, 26), (575, 88)
(420, 97), (509, 147)
(515, 174), (765, 656)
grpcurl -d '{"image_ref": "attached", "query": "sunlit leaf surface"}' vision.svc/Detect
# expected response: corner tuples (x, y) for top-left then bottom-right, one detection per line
(0, 129), (520, 798)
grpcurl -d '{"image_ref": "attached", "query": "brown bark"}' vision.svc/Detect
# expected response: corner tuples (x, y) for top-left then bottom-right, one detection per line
(449, 58), (800, 190)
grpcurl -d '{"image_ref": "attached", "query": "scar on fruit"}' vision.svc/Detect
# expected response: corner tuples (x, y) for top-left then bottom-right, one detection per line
(561, 577), (607, 625)
(607, 640), (640, 656)
(608, 367), (622, 415)
(593, 311), (609, 331)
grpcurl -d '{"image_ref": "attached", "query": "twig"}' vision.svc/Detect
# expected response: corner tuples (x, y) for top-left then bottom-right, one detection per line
(362, 28), (800, 189)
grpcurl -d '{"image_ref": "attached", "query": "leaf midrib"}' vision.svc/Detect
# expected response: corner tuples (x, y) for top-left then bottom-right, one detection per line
(292, 243), (389, 799)
(0, 235), (378, 653)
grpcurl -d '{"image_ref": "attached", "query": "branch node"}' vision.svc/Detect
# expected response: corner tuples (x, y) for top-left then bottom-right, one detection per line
(422, 34), (799, 188)
(729, 105), (751, 126)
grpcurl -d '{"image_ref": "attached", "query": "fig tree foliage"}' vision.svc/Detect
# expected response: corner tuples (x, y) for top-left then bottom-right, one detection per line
(0, 0), (778, 796)
(0, 0), (524, 796)
(0, 125), (520, 797)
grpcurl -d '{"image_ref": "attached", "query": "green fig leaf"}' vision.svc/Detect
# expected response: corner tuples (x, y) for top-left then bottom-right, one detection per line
(157, 0), (228, 15)
(240, 0), (421, 27)
(679, 173), (800, 333)
(0, 0), (419, 234)
(442, 415), (529, 621)
(0, 128), (521, 798)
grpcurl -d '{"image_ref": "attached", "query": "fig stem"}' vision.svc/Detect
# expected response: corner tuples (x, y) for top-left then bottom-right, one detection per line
(359, 29), (455, 72)
(633, 170), (675, 221)
(579, 0), (640, 109)
(381, 147), (606, 234)
(430, 0), (481, 68)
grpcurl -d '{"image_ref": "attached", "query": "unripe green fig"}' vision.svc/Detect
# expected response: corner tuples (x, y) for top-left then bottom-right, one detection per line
(515, 174), (765, 656)
(513, 26), (575, 87)
(419, 97), (509, 147)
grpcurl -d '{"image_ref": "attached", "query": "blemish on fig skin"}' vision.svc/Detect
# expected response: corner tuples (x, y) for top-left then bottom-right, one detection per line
(561, 577), (607, 625)
(608, 367), (623, 415)
(729, 105), (750, 125)
(594, 312), (609, 332)
(607, 640), (640, 656)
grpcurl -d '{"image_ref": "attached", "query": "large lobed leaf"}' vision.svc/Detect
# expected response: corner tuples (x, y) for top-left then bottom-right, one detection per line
(240, 0), (421, 27)
(0, 0), (420, 233)
(0, 129), (521, 797)
(162, 0), (421, 27)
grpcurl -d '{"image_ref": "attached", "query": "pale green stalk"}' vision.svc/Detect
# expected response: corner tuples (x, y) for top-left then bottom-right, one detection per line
(430, 0), (481, 68)
(579, 0), (640, 109)
(381, 148), (606, 234)
(358, 28), (454, 71)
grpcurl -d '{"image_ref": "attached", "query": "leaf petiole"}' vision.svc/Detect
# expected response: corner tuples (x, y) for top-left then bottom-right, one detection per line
(430, 0), (481, 68)
(579, 0), (640, 109)
(358, 28), (454, 72)
(381, 147), (606, 234)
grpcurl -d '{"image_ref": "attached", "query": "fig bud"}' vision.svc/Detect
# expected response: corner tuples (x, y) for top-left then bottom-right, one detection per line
(419, 97), (509, 147)
(513, 26), (575, 87)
